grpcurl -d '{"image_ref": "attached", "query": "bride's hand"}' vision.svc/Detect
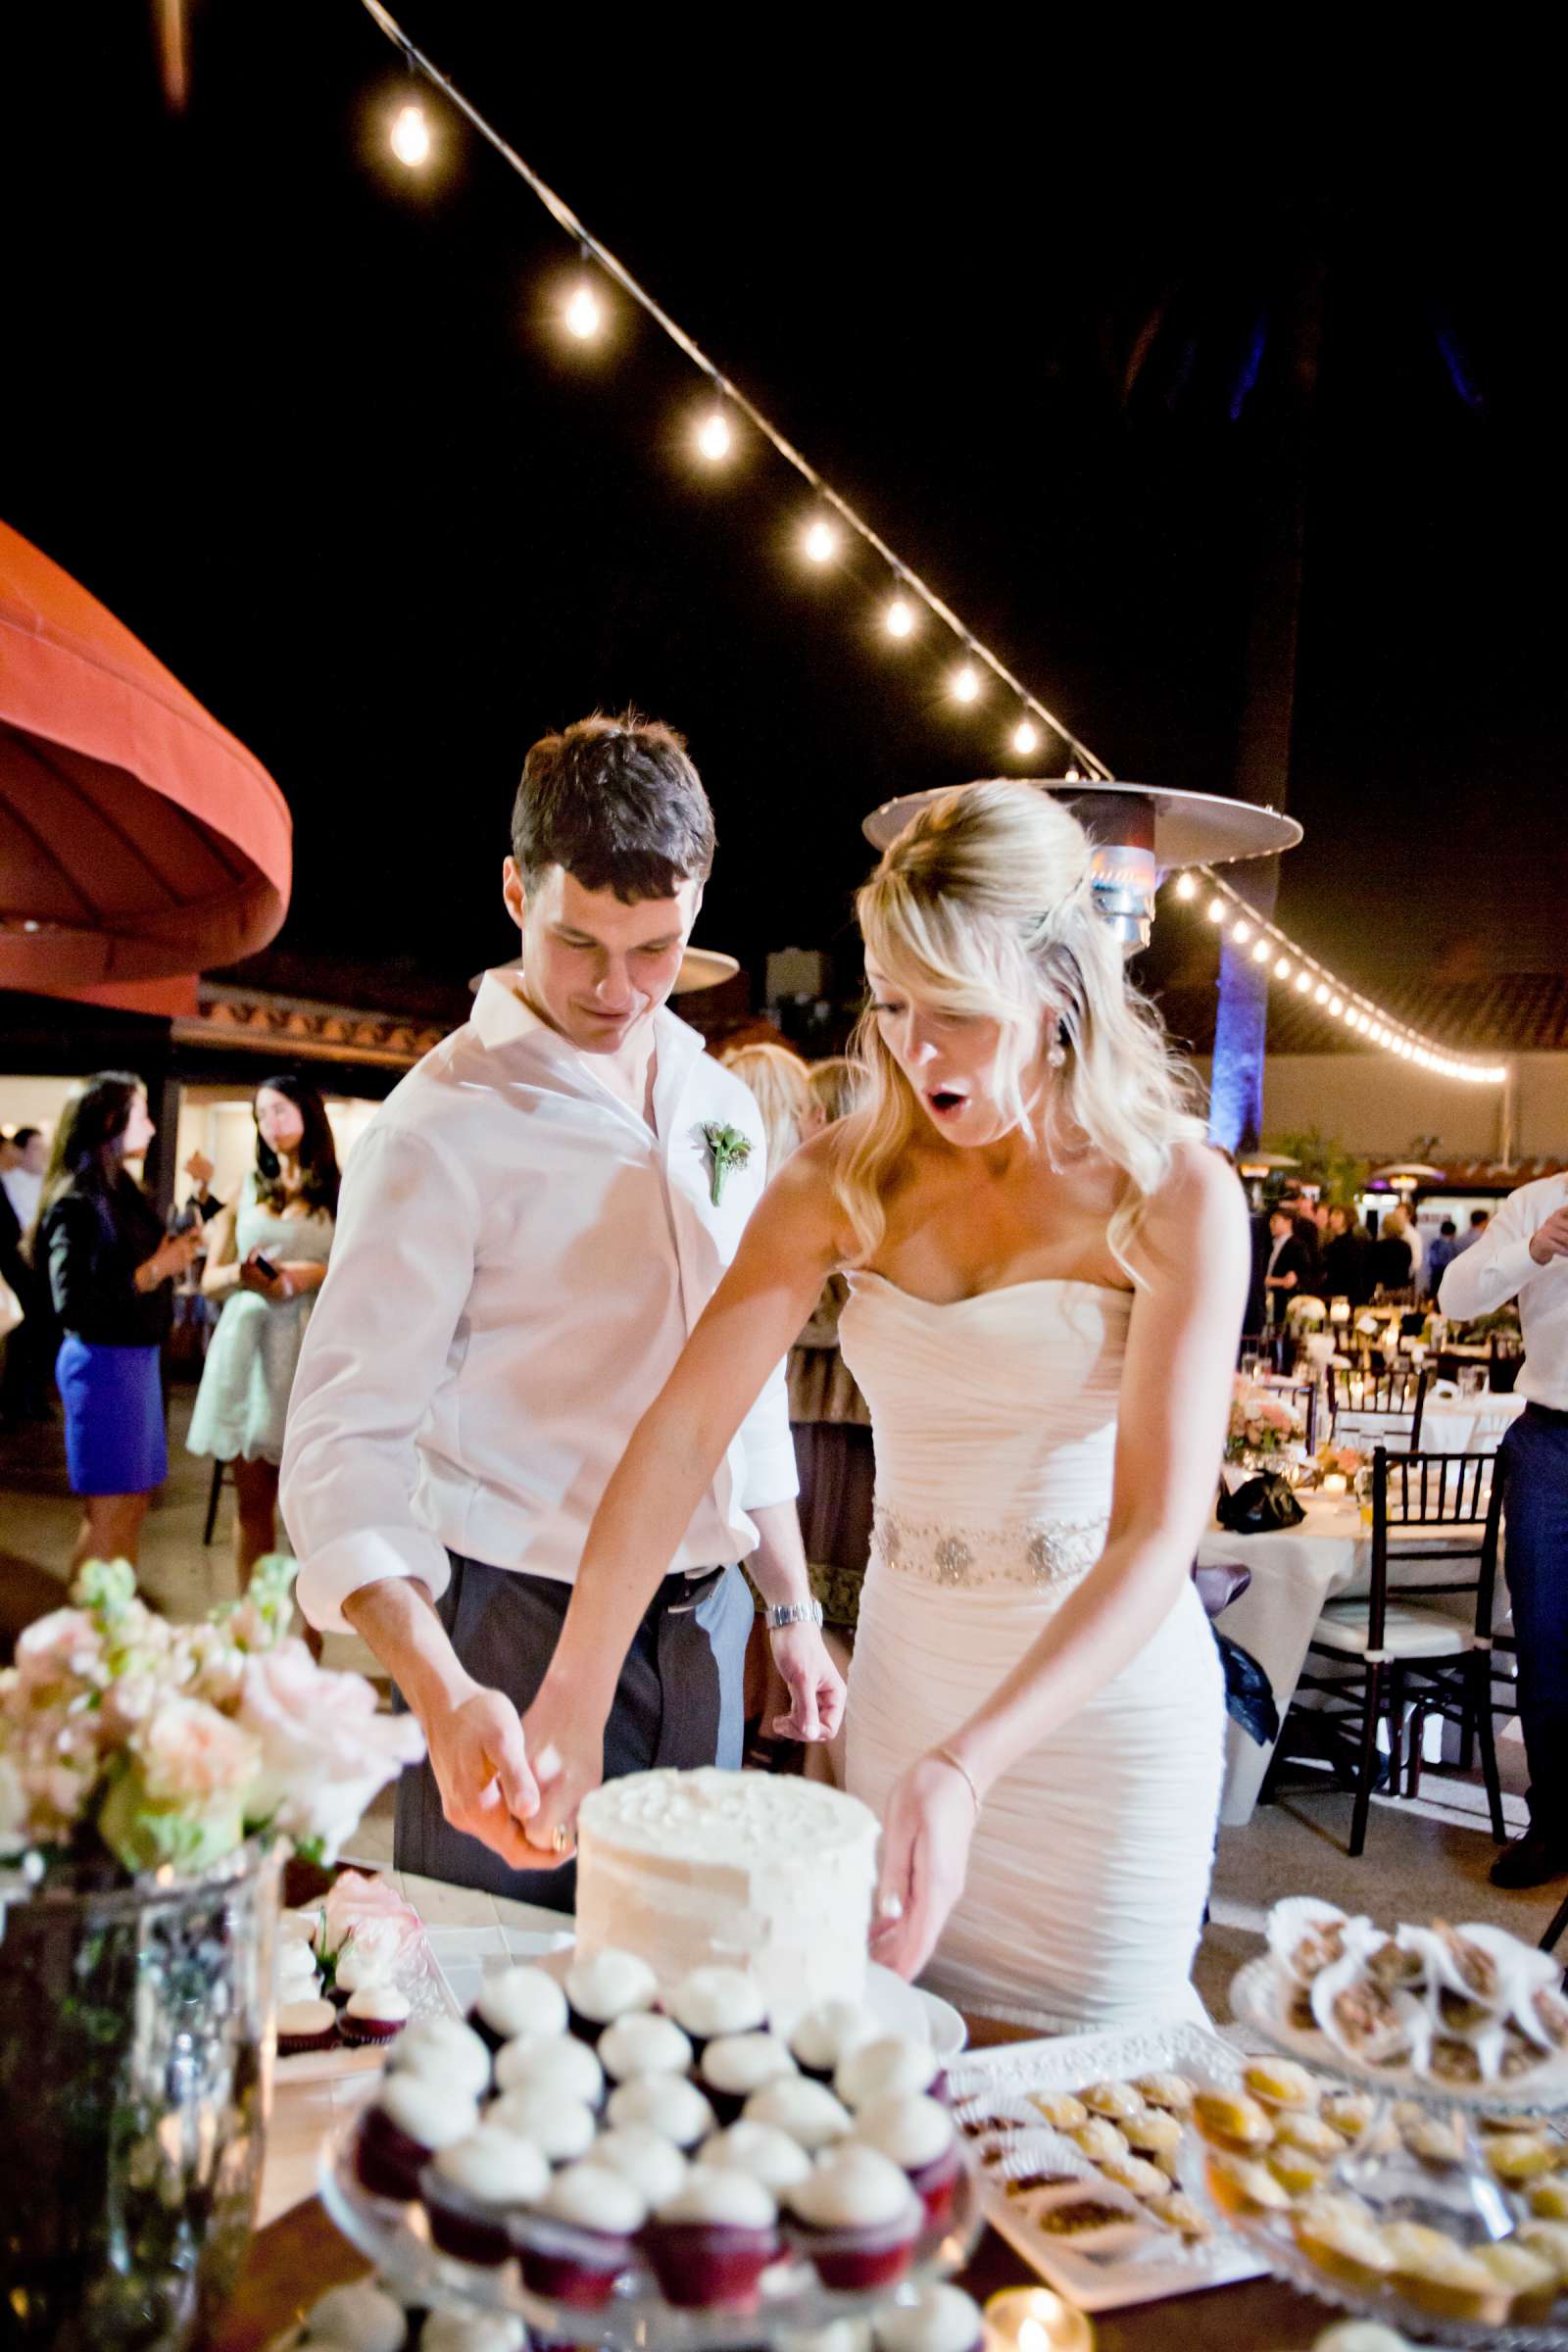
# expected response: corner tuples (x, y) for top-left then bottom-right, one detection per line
(516, 1687), (606, 1865)
(868, 1751), (978, 1982)
(768, 1623), (847, 1742)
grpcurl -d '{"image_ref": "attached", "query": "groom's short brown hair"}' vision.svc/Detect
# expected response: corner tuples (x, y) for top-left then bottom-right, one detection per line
(513, 712), (716, 904)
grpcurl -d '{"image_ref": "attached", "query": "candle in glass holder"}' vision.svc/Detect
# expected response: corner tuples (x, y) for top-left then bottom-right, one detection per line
(1330, 1297), (1350, 1326)
(985, 2287), (1094, 2352)
(1322, 1472), (1348, 1496)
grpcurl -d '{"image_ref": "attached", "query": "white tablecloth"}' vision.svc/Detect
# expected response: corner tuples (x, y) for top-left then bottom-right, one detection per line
(1202, 1491), (1495, 1828)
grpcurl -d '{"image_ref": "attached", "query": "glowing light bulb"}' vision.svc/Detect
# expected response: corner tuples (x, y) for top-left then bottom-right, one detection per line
(1296, 970), (1312, 994)
(1274, 956), (1292, 979)
(1249, 938), (1268, 963)
(951, 662), (981, 704)
(696, 410), (731, 462)
(390, 103), (431, 167)
(803, 517), (840, 564)
(1012, 719), (1040, 756)
(1174, 872), (1198, 901)
(1206, 896), (1227, 923)
(884, 596), (916, 639)
(1314, 983), (1330, 1004)
(564, 281), (604, 340)
(1231, 919), (1251, 945)
(1329, 995), (1344, 1015)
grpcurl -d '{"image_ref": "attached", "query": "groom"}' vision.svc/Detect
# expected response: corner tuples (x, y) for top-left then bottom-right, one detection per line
(281, 712), (843, 1901)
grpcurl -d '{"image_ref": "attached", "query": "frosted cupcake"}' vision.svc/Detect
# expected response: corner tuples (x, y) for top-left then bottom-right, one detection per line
(332, 1945), (394, 2010)
(646, 2168), (782, 2310)
(698, 2120), (814, 2195)
(468, 1963), (569, 2053)
(699, 2032), (798, 2127)
(512, 2161), (647, 2307)
(835, 2037), (947, 2112)
(743, 2076), (853, 2152)
(299, 2277), (409, 2350)
(665, 1966), (767, 2056)
(421, 2124), (551, 2266)
(789, 2000), (879, 2085)
(596, 2012), (693, 2083)
(357, 2073), (478, 2200)
(419, 2315), (527, 2352)
(591, 2126), (691, 2208)
(486, 2088), (599, 2166)
(564, 1947), (659, 2044)
(786, 2145), (923, 2288)
(277, 1996), (339, 2058)
(493, 2033), (605, 2110)
(606, 2073), (714, 2149)
(386, 2015), (493, 2101)
(850, 2093), (961, 2227)
(873, 2284), (984, 2352)
(341, 1984), (412, 2047)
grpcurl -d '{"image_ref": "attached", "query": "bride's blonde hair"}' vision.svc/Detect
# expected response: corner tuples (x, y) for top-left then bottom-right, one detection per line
(836, 780), (1204, 1273)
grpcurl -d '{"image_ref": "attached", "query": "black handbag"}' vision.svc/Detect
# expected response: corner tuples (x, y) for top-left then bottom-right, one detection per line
(1215, 1470), (1305, 1535)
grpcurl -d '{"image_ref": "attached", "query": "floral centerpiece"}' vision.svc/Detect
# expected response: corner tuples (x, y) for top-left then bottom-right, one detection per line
(1285, 1293), (1328, 1330)
(0, 1558), (424, 2349)
(1227, 1375), (1304, 1463)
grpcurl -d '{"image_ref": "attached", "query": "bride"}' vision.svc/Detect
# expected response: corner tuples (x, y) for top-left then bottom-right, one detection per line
(521, 780), (1248, 2028)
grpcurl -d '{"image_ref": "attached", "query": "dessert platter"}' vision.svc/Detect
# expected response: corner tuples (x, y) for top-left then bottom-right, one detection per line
(944, 2017), (1269, 2312)
(1179, 1897), (1568, 2346)
(277, 1870), (457, 2082)
(318, 1768), (982, 2349)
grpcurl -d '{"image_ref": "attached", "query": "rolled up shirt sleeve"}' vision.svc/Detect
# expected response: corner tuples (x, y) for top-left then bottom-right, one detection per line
(735, 1349), (802, 1511)
(1439, 1196), (1540, 1322)
(281, 1123), (478, 1634)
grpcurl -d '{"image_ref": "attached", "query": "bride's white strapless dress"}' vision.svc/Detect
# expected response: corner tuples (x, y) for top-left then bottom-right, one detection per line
(840, 1271), (1224, 2032)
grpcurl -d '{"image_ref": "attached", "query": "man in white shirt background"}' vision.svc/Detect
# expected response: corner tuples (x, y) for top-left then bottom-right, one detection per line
(281, 713), (844, 1901)
(1441, 1172), (1568, 1887)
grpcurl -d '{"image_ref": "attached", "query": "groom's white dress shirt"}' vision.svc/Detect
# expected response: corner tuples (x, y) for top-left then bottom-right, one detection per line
(282, 972), (798, 1634)
(1439, 1171), (1568, 1411)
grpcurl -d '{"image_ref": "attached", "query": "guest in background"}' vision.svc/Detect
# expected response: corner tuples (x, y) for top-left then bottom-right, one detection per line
(1, 1127), (46, 1235)
(1, 1133), (55, 1426)
(1426, 1217), (1462, 1294)
(789, 1056), (873, 1785)
(1263, 1202), (1312, 1318)
(1283, 1196), (1323, 1287)
(1441, 1170), (1568, 1886)
(188, 1077), (339, 1598)
(719, 1043), (813, 1170)
(32, 1073), (203, 1569)
(1454, 1205), (1492, 1254)
(1403, 1208), (1428, 1293)
(1371, 1203), (1415, 1295)
(1322, 1202), (1370, 1305)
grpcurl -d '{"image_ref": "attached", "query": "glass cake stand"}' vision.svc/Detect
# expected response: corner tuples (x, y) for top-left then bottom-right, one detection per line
(320, 2114), (984, 2351)
(1183, 1955), (1568, 2348)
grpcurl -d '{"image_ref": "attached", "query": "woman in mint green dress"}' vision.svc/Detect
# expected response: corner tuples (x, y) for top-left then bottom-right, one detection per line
(188, 1077), (339, 1597)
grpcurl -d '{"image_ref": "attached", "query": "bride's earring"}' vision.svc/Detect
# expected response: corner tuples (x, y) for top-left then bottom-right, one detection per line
(1047, 1023), (1067, 1070)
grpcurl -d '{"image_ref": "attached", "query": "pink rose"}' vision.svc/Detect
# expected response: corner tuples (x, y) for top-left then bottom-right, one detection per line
(132, 1696), (260, 1805)
(235, 1642), (425, 1860)
(14, 1610), (105, 1697)
(321, 1868), (422, 1957)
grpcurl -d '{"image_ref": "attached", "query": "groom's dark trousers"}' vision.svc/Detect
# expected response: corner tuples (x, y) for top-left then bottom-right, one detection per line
(392, 1552), (753, 1906)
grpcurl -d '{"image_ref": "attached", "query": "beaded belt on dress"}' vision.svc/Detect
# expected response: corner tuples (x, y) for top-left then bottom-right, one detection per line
(870, 1503), (1109, 1592)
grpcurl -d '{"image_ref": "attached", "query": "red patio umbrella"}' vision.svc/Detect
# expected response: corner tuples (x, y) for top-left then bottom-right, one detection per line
(0, 519), (291, 992)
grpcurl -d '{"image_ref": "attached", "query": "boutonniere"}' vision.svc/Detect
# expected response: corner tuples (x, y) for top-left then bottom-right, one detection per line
(701, 1121), (754, 1206)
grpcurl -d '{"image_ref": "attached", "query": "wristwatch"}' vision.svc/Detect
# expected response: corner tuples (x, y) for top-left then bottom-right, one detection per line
(763, 1599), (824, 1632)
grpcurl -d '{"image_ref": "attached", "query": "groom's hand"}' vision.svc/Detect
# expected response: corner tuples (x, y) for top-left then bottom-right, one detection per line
(426, 1681), (542, 1870)
(768, 1623), (847, 1743)
(518, 1688), (606, 1866)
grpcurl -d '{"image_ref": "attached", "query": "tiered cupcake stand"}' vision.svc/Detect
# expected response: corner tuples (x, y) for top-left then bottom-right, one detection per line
(1185, 1955), (1568, 2348)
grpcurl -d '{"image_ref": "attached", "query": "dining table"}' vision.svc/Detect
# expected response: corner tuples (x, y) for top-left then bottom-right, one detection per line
(213, 1868), (1335, 2351)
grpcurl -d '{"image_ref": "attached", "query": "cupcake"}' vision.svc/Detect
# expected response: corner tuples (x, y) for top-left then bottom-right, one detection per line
(699, 2032), (798, 2127)
(597, 2011), (693, 2083)
(486, 2089), (599, 2166)
(341, 1984), (412, 2047)
(591, 2125), (691, 2208)
(493, 2032), (605, 2109)
(278, 1996), (339, 2058)
(421, 2124), (551, 2266)
(564, 1947), (658, 2043)
(280, 1906), (324, 1949)
(386, 2014), (493, 2101)
(743, 2076), (853, 2152)
(786, 2145), (923, 2288)
(698, 2120), (813, 2195)
(645, 2168), (781, 2311)
(835, 2037), (946, 2112)
(278, 1939), (321, 2000)
(789, 2000), (879, 2085)
(665, 1966), (768, 2055)
(332, 1945), (393, 2009)
(605, 2073), (714, 2148)
(357, 2073), (478, 2200)
(468, 1963), (569, 2052)
(850, 2093), (961, 2227)
(419, 2316), (527, 2352)
(300, 2277), (409, 2350)
(872, 2283), (983, 2352)
(512, 2161), (647, 2307)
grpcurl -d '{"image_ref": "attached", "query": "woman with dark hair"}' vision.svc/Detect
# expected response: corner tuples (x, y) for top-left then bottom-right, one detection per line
(188, 1076), (339, 1592)
(32, 1072), (203, 1568)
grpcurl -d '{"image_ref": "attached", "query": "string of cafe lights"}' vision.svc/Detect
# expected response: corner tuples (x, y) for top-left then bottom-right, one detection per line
(360, 1), (1506, 1092)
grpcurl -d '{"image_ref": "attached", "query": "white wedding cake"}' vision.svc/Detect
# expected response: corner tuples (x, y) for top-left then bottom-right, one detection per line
(574, 1767), (880, 2025)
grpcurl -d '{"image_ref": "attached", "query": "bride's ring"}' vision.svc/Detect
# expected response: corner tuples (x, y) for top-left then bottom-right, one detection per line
(552, 1822), (570, 1855)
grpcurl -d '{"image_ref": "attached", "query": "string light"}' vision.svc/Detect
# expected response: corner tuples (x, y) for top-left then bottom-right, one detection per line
(389, 101), (430, 166)
(695, 409), (732, 463)
(357, 2), (1511, 1095)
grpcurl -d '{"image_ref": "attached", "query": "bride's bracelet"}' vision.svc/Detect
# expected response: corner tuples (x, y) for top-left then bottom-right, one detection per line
(932, 1743), (981, 1814)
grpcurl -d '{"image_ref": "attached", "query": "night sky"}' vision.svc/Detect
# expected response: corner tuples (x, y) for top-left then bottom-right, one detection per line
(5, 11), (1563, 1013)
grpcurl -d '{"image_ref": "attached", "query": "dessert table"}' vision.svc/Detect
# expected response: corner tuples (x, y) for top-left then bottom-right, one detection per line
(1200, 1486), (1501, 1827)
(216, 2006), (1331, 2351)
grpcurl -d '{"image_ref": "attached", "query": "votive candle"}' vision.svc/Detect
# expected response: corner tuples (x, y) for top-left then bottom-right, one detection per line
(1322, 1472), (1348, 1496)
(985, 2286), (1095, 2352)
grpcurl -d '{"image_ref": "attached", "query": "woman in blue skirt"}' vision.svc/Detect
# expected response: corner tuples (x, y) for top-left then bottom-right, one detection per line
(31, 1073), (202, 1569)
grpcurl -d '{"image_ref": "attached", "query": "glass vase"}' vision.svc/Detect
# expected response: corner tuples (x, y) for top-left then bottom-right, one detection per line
(0, 1837), (280, 2349)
